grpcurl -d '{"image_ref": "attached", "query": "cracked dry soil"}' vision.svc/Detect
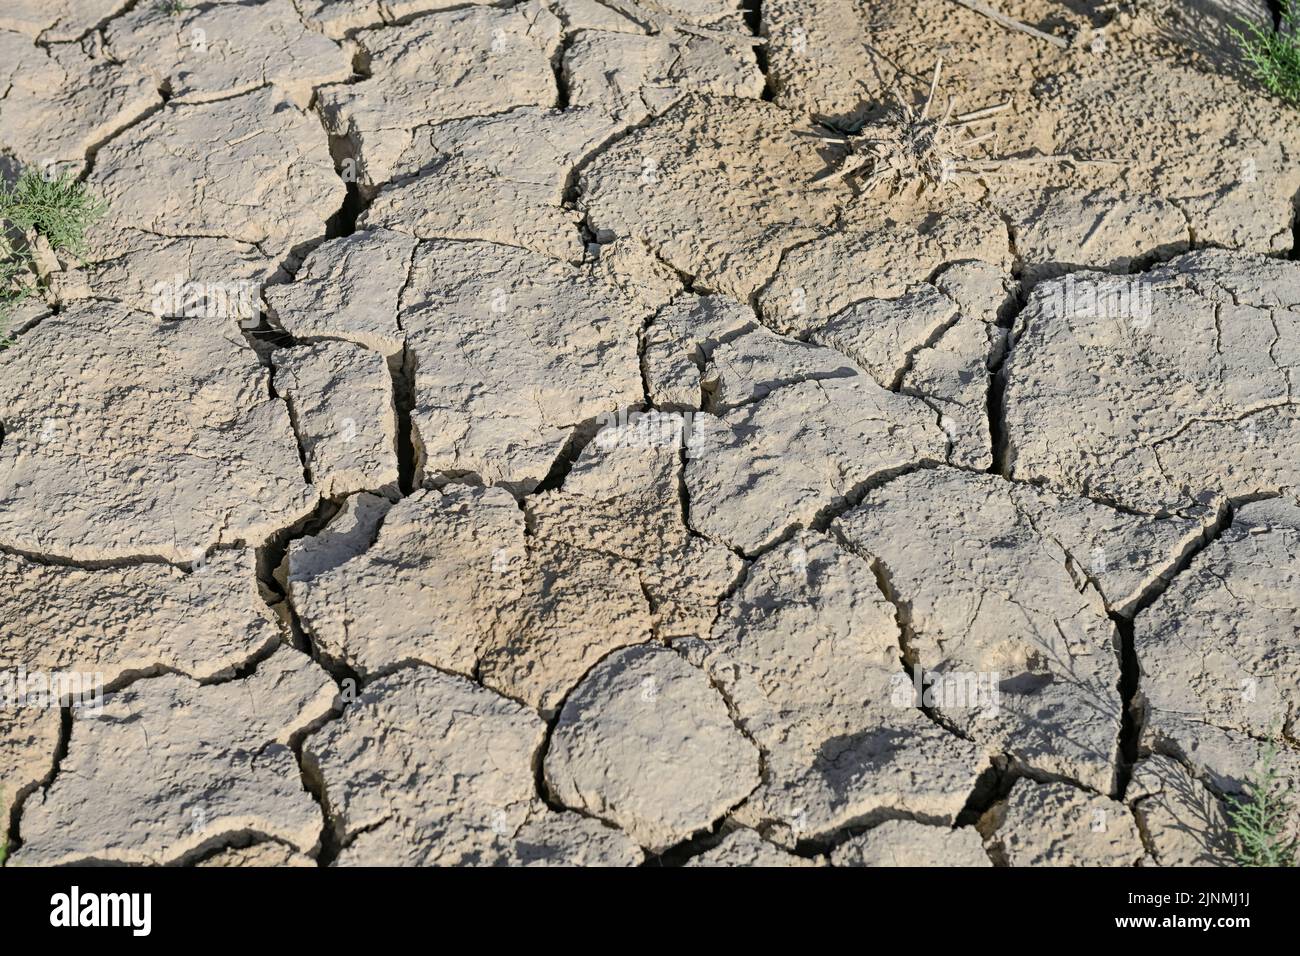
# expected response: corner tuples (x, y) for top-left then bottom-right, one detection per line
(0, 0), (1297, 868)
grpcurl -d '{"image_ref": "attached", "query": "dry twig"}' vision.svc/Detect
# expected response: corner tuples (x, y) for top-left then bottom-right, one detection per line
(947, 0), (1069, 49)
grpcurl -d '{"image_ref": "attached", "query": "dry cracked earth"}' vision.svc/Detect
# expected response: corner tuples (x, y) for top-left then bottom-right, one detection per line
(0, 0), (1298, 868)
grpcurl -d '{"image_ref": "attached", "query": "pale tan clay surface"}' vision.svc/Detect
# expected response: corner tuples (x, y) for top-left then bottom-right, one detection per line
(1, 0), (1295, 867)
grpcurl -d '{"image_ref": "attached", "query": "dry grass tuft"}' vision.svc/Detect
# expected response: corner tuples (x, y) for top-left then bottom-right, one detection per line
(810, 59), (1010, 195)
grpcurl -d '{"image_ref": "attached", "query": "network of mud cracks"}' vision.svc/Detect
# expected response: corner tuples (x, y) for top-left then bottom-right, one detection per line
(0, 0), (1297, 867)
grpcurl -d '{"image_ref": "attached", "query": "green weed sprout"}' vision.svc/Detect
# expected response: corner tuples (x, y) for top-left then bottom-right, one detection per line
(1227, 742), (1298, 867)
(1232, 2), (1300, 106)
(0, 167), (108, 346)
(0, 168), (108, 259)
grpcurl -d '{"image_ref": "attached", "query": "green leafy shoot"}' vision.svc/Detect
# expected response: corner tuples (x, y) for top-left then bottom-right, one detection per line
(0, 168), (108, 259)
(1227, 742), (1298, 867)
(1231, 1), (1300, 106)
(0, 167), (106, 347)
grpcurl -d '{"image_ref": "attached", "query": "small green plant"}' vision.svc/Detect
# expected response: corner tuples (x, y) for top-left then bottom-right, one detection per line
(1232, 1), (1300, 106)
(0, 167), (107, 347)
(0, 168), (108, 259)
(158, 0), (187, 15)
(1227, 743), (1298, 867)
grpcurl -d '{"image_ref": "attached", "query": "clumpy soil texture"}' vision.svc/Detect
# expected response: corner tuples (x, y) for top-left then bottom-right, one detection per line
(1, 0), (1297, 867)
